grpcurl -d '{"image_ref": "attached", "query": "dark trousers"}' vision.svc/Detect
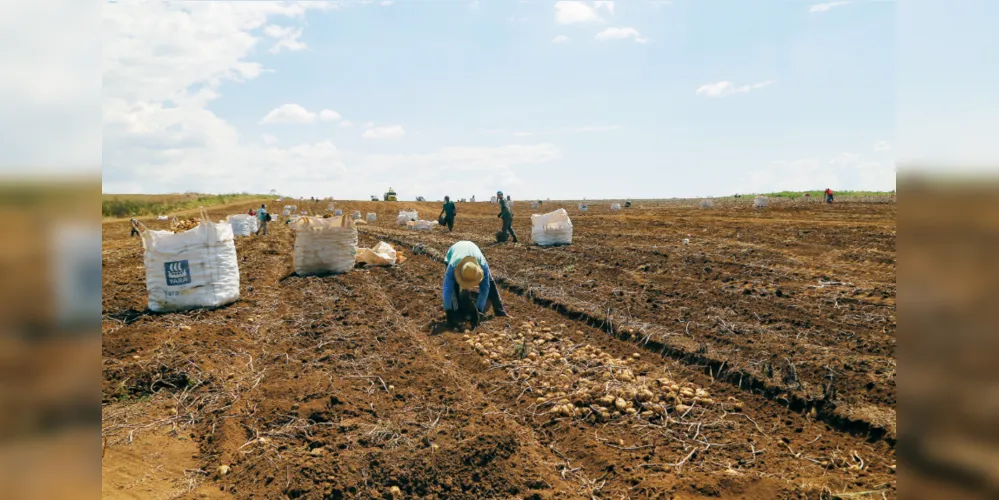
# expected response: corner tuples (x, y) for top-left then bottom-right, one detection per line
(444, 214), (454, 231)
(130, 227), (140, 238)
(501, 217), (517, 242)
(256, 219), (268, 235)
(445, 276), (507, 329)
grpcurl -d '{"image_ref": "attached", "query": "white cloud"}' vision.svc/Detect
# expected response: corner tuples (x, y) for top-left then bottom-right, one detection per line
(510, 125), (621, 136)
(595, 27), (648, 43)
(262, 25), (307, 53)
(745, 154), (896, 193)
(809, 1), (850, 13)
(552, 35), (570, 44)
(555, 1), (602, 25)
(100, 1), (561, 198)
(259, 103), (317, 124)
(363, 121), (375, 129)
(874, 140), (892, 152)
(594, 1), (615, 14)
(319, 109), (342, 122)
(339, 120), (355, 128)
(695, 80), (775, 98)
(362, 125), (406, 140)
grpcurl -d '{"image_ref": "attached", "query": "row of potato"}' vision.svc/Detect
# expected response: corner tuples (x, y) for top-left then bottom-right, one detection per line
(463, 321), (742, 423)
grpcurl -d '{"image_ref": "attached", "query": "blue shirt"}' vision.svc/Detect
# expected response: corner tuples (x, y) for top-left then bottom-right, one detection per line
(257, 208), (268, 222)
(442, 241), (490, 312)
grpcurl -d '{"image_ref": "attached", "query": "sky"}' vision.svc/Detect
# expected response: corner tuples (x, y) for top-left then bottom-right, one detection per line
(4, 1), (998, 199)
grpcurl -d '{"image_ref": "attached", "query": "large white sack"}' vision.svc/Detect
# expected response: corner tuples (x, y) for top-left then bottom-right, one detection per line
(610, 203), (621, 211)
(406, 220), (436, 231)
(291, 215), (358, 275)
(366, 213), (377, 222)
(356, 241), (398, 266)
(227, 214), (257, 237)
(699, 199), (715, 209)
(753, 196), (769, 208)
(531, 208), (573, 246)
(396, 210), (418, 225)
(138, 209), (240, 312)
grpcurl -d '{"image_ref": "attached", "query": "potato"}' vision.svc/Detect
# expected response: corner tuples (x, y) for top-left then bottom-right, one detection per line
(614, 398), (628, 411)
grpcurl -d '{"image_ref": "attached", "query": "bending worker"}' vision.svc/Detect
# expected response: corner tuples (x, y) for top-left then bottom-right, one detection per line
(497, 190), (518, 243)
(438, 195), (456, 232)
(442, 240), (510, 328)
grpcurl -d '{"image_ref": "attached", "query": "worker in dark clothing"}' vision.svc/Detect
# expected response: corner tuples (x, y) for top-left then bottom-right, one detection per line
(824, 188), (834, 204)
(496, 190), (517, 243)
(439, 196), (457, 232)
(129, 218), (140, 238)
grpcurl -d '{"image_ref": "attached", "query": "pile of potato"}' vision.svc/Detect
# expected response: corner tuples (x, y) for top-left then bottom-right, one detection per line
(172, 218), (200, 232)
(464, 321), (740, 423)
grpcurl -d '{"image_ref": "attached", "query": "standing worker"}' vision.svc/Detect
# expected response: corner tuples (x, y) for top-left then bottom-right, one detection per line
(824, 188), (834, 204)
(255, 204), (269, 236)
(442, 240), (510, 329)
(496, 190), (518, 243)
(129, 218), (140, 238)
(439, 196), (457, 232)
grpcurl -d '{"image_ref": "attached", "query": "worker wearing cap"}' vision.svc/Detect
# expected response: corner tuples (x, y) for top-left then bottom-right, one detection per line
(442, 241), (510, 328)
(496, 190), (518, 243)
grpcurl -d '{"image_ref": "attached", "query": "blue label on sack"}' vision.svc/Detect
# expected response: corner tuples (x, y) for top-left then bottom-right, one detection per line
(165, 260), (192, 286)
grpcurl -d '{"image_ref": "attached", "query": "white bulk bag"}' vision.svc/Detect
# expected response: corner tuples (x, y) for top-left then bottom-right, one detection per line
(490, 196), (497, 203)
(753, 196), (769, 208)
(407, 220), (436, 231)
(351, 210), (361, 220)
(531, 208), (573, 246)
(610, 203), (621, 211)
(136, 208), (240, 312)
(578, 204), (588, 212)
(227, 214), (257, 237)
(290, 215), (358, 275)
(531, 201), (539, 209)
(699, 199), (714, 209)
(396, 210), (418, 225)
(366, 213), (377, 222)
(356, 241), (398, 266)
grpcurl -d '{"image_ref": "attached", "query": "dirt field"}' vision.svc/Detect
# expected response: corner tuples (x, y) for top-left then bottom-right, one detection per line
(102, 197), (896, 499)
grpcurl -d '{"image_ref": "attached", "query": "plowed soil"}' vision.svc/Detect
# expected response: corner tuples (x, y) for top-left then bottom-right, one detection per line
(102, 197), (896, 499)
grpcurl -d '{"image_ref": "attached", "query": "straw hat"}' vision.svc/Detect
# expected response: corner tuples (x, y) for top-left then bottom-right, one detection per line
(455, 256), (484, 290)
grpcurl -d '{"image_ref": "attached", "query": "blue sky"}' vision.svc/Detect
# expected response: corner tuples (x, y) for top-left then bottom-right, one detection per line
(97, 0), (908, 199)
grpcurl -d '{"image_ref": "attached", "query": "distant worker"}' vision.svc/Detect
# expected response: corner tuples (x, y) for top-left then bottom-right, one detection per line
(442, 241), (510, 329)
(248, 208), (255, 216)
(439, 195), (457, 232)
(256, 204), (269, 236)
(496, 191), (518, 243)
(824, 188), (834, 204)
(129, 218), (140, 238)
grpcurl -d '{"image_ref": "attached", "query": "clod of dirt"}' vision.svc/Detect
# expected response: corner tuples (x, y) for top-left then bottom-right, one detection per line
(218, 465), (230, 477)
(389, 485), (402, 497)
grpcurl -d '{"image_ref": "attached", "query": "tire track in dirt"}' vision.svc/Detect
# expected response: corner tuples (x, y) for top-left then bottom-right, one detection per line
(359, 227), (896, 447)
(358, 233), (896, 498)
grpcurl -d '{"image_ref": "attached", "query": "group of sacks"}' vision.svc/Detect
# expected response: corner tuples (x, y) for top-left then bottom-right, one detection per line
(135, 210), (396, 313)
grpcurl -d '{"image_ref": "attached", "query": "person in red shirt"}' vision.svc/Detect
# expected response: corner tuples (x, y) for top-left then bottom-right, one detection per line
(824, 188), (834, 204)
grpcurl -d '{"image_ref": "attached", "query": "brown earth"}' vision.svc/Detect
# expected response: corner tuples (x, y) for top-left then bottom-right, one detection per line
(102, 197), (896, 499)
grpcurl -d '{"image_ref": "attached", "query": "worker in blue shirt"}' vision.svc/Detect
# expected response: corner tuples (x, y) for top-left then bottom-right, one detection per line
(442, 241), (510, 329)
(255, 204), (268, 235)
